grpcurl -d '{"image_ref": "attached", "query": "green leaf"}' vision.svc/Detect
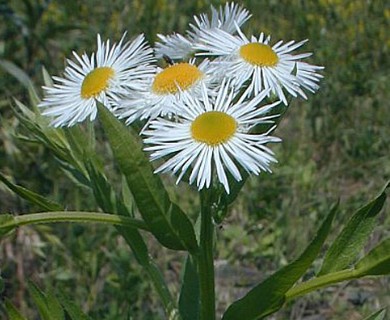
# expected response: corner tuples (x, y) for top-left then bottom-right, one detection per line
(354, 238), (390, 276)
(224, 170), (249, 206)
(28, 282), (54, 320)
(0, 59), (35, 91)
(84, 163), (151, 259)
(11, 101), (90, 182)
(84, 159), (177, 315)
(84, 162), (177, 316)
(85, 162), (118, 214)
(0, 59), (40, 107)
(121, 175), (135, 217)
(4, 299), (27, 320)
(118, 227), (179, 316)
(64, 124), (98, 167)
(13, 98), (35, 120)
(0, 172), (63, 211)
(179, 255), (200, 320)
(319, 183), (388, 275)
(42, 66), (54, 87)
(363, 309), (387, 320)
(214, 170), (248, 223)
(46, 289), (65, 320)
(222, 203), (338, 320)
(56, 291), (92, 320)
(0, 214), (16, 239)
(98, 103), (198, 253)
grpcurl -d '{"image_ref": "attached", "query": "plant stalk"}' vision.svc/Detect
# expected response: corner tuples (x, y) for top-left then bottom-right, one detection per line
(6, 211), (149, 231)
(198, 191), (216, 320)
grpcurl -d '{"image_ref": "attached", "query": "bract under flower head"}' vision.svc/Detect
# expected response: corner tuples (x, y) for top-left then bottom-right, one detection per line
(39, 33), (155, 127)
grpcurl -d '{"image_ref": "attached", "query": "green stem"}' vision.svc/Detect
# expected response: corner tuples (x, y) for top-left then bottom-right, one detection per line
(285, 269), (359, 302)
(5, 211), (149, 231)
(198, 191), (216, 320)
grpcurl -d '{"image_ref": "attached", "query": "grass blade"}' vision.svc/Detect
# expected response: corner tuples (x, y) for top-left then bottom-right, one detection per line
(363, 309), (387, 320)
(56, 291), (92, 320)
(4, 299), (28, 320)
(27, 282), (53, 320)
(46, 289), (65, 320)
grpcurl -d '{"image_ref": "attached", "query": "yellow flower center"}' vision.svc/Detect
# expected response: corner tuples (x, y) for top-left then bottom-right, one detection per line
(81, 67), (115, 99)
(152, 63), (203, 95)
(239, 43), (279, 67)
(191, 111), (237, 146)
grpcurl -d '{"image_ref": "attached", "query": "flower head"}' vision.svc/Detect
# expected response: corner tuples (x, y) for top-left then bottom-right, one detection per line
(189, 2), (251, 37)
(196, 26), (323, 104)
(39, 33), (155, 127)
(117, 59), (216, 124)
(155, 2), (251, 61)
(143, 81), (281, 193)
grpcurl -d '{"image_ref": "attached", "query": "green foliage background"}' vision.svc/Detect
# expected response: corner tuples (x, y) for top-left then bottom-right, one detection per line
(0, 0), (389, 319)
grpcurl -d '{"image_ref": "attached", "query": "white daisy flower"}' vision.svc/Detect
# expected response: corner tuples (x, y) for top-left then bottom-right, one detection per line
(155, 2), (251, 60)
(39, 33), (155, 127)
(117, 59), (217, 124)
(143, 81), (281, 193)
(196, 26), (323, 104)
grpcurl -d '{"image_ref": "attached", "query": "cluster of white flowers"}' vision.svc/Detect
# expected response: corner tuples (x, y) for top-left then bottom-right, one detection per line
(39, 2), (323, 193)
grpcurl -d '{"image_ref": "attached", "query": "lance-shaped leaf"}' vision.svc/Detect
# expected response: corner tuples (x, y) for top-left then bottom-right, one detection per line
(45, 289), (65, 320)
(64, 124), (101, 170)
(354, 238), (390, 276)
(363, 309), (387, 320)
(215, 170), (248, 223)
(4, 299), (28, 320)
(0, 172), (63, 211)
(222, 203), (338, 320)
(98, 103), (198, 253)
(28, 282), (65, 320)
(11, 100), (91, 184)
(85, 162), (123, 215)
(0, 59), (35, 91)
(179, 255), (200, 320)
(56, 291), (92, 320)
(0, 214), (16, 239)
(319, 183), (388, 275)
(84, 161), (177, 316)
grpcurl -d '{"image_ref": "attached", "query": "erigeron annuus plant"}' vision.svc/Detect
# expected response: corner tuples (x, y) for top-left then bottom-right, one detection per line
(1, 2), (389, 320)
